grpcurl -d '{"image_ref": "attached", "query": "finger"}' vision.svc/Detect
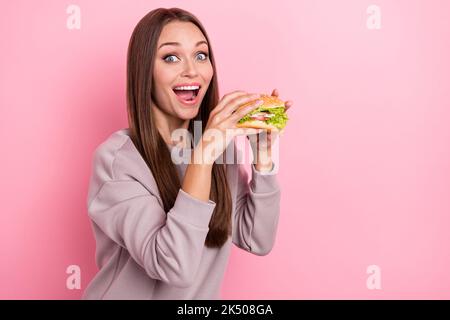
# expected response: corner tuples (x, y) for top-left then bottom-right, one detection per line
(209, 91), (248, 119)
(219, 90), (248, 105)
(284, 100), (293, 111)
(271, 88), (279, 97)
(235, 128), (265, 137)
(226, 97), (264, 123)
(212, 90), (248, 115)
(245, 128), (267, 140)
(269, 129), (279, 140)
(220, 93), (262, 118)
(246, 128), (265, 135)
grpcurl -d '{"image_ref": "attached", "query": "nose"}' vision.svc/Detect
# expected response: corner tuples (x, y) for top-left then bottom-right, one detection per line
(181, 59), (198, 78)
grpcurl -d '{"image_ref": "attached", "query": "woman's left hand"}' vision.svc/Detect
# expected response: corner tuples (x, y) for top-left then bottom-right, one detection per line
(247, 88), (293, 172)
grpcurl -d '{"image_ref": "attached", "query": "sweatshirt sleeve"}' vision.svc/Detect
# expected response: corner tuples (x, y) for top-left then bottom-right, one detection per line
(232, 162), (281, 256)
(87, 149), (216, 288)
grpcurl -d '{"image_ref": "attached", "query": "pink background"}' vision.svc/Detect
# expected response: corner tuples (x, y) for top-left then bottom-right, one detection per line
(1, 0), (449, 299)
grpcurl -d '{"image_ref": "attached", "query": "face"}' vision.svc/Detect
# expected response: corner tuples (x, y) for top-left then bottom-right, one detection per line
(152, 21), (213, 124)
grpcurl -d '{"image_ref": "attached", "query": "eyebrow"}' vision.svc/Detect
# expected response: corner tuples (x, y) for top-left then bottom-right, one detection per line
(158, 40), (208, 50)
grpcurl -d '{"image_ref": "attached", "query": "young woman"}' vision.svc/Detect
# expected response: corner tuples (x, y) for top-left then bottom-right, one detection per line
(83, 7), (293, 300)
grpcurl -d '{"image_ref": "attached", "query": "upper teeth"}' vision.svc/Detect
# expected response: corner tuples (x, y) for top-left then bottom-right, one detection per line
(174, 85), (200, 90)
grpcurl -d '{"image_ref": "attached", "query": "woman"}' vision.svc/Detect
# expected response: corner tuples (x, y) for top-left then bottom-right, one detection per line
(83, 7), (293, 300)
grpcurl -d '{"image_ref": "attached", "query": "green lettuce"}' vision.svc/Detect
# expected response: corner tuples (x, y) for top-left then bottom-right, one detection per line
(238, 106), (289, 130)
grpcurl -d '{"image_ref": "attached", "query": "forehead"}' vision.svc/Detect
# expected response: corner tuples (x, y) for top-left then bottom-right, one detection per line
(157, 21), (206, 45)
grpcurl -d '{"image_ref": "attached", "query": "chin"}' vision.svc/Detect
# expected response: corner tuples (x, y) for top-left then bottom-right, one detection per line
(173, 97), (204, 119)
(175, 106), (201, 121)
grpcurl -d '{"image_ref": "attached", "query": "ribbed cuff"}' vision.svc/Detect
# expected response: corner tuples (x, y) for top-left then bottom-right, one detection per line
(169, 188), (216, 228)
(250, 163), (280, 194)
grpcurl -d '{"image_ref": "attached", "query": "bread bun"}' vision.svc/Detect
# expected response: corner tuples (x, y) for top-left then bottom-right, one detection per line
(235, 120), (279, 131)
(239, 95), (285, 111)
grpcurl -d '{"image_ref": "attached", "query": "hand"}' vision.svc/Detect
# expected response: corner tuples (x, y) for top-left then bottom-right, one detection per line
(193, 91), (265, 165)
(247, 88), (293, 172)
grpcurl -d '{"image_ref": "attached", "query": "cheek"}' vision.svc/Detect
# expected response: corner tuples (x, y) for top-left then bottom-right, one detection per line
(153, 62), (177, 89)
(203, 63), (214, 82)
(199, 62), (213, 82)
(153, 65), (178, 104)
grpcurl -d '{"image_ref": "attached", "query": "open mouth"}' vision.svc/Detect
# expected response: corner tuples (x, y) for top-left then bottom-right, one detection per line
(172, 85), (201, 102)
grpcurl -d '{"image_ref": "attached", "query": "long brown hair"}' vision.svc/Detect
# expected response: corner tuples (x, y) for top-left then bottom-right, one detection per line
(126, 8), (232, 248)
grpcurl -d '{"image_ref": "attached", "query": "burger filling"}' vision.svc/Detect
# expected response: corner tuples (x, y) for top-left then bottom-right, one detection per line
(238, 106), (289, 130)
(250, 112), (275, 121)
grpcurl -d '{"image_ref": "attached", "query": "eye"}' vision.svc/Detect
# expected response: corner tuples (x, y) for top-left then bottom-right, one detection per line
(163, 55), (180, 63)
(196, 52), (209, 61)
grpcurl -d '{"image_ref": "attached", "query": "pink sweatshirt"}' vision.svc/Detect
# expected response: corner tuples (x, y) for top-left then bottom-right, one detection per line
(82, 128), (281, 300)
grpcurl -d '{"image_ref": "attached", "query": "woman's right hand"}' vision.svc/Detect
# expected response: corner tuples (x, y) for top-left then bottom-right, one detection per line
(193, 91), (265, 165)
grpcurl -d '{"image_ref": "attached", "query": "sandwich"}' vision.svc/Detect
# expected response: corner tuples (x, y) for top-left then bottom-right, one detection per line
(236, 94), (288, 131)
